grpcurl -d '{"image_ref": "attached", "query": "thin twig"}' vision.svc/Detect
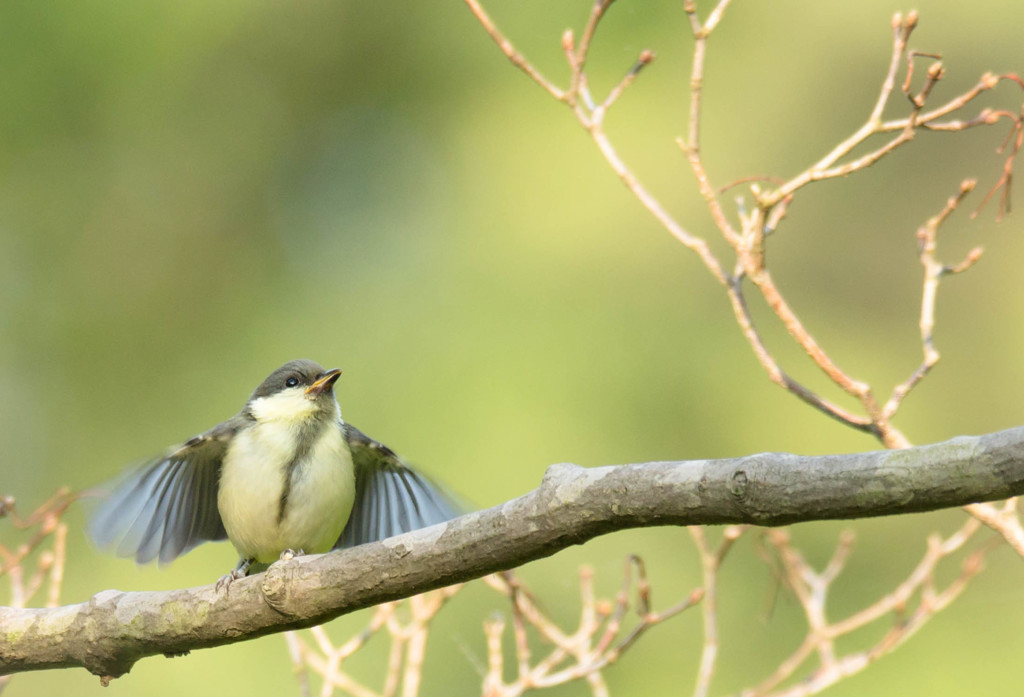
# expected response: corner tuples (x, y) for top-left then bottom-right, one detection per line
(690, 526), (745, 697)
(1, 492), (74, 695)
(681, 0), (741, 245)
(483, 558), (702, 696)
(282, 589), (460, 697)
(462, 0), (565, 101)
(736, 518), (988, 697)
(884, 180), (982, 419)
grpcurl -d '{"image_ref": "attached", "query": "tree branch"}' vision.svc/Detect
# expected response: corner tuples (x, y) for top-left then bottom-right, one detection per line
(4, 426), (1024, 682)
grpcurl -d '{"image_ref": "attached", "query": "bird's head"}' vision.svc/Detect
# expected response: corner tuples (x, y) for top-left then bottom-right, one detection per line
(246, 359), (342, 424)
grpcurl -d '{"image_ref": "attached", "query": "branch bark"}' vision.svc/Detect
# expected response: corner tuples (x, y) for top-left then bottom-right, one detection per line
(4, 426), (1024, 681)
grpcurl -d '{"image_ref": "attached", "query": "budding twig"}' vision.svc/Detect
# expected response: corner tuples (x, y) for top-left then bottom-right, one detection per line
(0, 491), (75, 693)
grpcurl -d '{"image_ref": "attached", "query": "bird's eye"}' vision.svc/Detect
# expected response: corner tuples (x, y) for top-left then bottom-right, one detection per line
(285, 376), (300, 388)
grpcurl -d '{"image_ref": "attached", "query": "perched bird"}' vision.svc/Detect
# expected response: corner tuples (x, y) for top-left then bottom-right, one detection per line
(89, 359), (461, 585)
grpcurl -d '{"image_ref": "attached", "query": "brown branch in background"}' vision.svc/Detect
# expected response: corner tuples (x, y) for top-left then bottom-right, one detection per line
(566, 0), (617, 104)
(464, 1), (1023, 448)
(758, 12), (920, 207)
(963, 498), (1024, 558)
(884, 180), (982, 419)
(461, 0), (564, 101)
(283, 587), (462, 697)
(690, 526), (745, 697)
(973, 103), (1023, 220)
(0, 490), (75, 695)
(0, 489), (76, 595)
(757, 16), (1017, 207)
(460, 3), (1024, 694)
(681, 0), (741, 246)
(277, 509), (1004, 697)
(1, 490), (74, 529)
(598, 50), (655, 113)
(461, 0), (1024, 600)
(482, 560), (703, 697)
(903, 51), (944, 105)
(721, 277), (875, 432)
(734, 520), (991, 697)
(700, 8), (1015, 445)
(876, 178), (1024, 553)
(466, 0), (871, 432)
(746, 264), (902, 444)
(463, 0), (730, 283)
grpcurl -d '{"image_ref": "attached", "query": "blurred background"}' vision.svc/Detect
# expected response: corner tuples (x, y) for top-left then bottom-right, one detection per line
(2, 0), (1023, 694)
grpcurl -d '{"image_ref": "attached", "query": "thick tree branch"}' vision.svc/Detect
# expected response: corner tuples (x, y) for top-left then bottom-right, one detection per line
(3, 426), (1024, 681)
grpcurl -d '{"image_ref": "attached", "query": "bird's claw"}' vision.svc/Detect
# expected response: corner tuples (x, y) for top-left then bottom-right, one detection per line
(215, 568), (245, 593)
(279, 548), (305, 562)
(215, 557), (253, 593)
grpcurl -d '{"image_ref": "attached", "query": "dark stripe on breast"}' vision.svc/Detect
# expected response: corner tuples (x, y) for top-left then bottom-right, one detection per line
(276, 419), (328, 526)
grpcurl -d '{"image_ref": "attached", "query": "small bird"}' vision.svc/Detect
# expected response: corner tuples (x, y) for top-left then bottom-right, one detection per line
(89, 359), (461, 586)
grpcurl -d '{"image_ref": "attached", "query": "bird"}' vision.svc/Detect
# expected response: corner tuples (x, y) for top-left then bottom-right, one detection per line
(88, 359), (461, 587)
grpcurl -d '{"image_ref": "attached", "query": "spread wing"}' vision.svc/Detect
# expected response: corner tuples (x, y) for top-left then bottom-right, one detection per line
(87, 418), (244, 564)
(336, 423), (463, 548)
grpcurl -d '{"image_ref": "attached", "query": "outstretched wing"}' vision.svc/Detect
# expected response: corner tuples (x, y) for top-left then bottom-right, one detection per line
(88, 418), (244, 564)
(336, 423), (463, 548)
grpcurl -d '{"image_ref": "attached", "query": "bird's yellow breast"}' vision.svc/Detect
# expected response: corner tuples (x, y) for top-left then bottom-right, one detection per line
(218, 395), (355, 563)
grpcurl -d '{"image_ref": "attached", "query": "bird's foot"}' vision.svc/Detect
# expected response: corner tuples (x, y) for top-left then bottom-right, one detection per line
(215, 557), (253, 593)
(279, 548), (305, 562)
(215, 569), (244, 593)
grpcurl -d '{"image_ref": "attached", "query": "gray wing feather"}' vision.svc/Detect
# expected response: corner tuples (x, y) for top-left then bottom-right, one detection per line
(336, 423), (462, 549)
(88, 419), (241, 564)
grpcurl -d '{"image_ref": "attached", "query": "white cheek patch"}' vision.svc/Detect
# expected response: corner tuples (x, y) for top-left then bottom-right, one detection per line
(249, 389), (318, 424)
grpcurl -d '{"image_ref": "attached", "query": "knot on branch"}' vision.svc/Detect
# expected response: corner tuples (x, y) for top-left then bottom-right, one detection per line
(729, 469), (749, 499)
(261, 561), (302, 617)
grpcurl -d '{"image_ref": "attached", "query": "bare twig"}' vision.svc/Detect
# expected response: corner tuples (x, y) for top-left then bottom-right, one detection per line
(0, 491), (75, 695)
(681, 0), (741, 246)
(690, 526), (746, 697)
(283, 588), (461, 697)
(463, 1), (1021, 451)
(884, 180), (982, 419)
(972, 101), (1024, 220)
(736, 520), (990, 697)
(462, 0), (564, 101)
(482, 558), (703, 696)
(963, 499), (1024, 558)
(459, 6), (1024, 695)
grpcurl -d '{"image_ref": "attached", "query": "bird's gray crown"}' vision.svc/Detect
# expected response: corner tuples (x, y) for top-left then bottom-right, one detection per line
(248, 359), (328, 401)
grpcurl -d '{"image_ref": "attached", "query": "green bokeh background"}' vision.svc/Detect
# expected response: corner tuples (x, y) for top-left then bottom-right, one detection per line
(3, 1), (1023, 695)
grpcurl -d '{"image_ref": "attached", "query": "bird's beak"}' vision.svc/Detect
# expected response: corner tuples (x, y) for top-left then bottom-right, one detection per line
(306, 368), (342, 396)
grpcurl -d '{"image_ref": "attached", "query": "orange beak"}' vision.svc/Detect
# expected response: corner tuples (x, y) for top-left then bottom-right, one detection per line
(306, 368), (342, 396)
